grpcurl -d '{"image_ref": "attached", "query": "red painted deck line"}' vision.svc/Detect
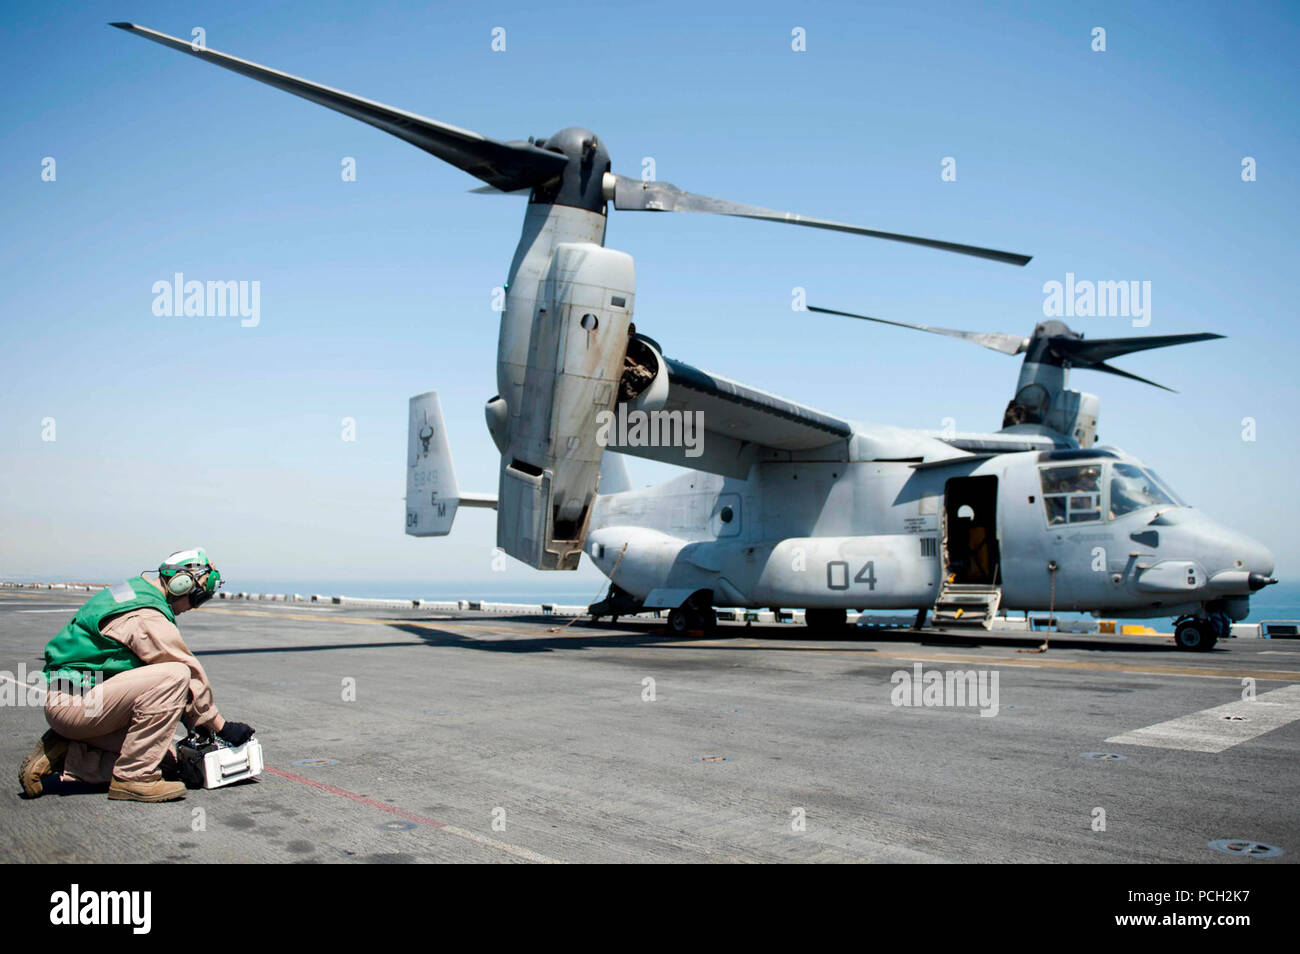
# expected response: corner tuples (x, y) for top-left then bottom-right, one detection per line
(264, 765), (446, 828)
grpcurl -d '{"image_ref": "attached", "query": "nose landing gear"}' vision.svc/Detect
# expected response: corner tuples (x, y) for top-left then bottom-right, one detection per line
(1173, 612), (1229, 651)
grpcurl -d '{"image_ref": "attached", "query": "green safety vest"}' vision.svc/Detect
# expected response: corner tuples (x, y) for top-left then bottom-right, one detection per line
(42, 577), (176, 689)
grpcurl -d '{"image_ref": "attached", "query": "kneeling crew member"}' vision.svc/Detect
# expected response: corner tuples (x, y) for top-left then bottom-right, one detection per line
(20, 549), (255, 803)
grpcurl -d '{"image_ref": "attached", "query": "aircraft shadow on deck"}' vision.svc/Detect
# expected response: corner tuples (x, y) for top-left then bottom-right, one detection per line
(190, 614), (1199, 658)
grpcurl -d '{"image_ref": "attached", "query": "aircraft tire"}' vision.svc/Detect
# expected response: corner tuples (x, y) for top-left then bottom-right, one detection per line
(805, 608), (848, 631)
(667, 604), (715, 635)
(1174, 619), (1217, 651)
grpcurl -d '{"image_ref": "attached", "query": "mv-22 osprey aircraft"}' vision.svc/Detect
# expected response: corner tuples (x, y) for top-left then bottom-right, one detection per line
(114, 24), (1277, 651)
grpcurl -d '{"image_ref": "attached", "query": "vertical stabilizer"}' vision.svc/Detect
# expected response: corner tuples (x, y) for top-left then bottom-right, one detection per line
(406, 392), (461, 537)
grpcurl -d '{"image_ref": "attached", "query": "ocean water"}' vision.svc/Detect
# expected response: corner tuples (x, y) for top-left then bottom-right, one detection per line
(1233, 581), (1300, 621)
(228, 578), (609, 606)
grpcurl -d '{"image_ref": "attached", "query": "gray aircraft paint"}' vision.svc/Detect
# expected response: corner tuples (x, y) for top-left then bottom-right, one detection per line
(108, 24), (1271, 636)
(584, 445), (1272, 617)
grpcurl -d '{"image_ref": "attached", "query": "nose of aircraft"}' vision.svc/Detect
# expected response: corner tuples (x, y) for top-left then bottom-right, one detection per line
(1239, 534), (1276, 587)
(1200, 518), (1276, 589)
(1158, 509), (1276, 591)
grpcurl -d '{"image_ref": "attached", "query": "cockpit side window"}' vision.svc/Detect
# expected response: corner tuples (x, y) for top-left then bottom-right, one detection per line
(1039, 464), (1102, 525)
(1108, 463), (1176, 518)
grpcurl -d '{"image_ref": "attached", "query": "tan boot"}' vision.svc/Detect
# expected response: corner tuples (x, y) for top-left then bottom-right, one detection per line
(19, 730), (69, 798)
(107, 777), (187, 802)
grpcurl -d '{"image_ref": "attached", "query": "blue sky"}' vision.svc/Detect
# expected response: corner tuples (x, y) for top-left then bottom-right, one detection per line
(1, 0), (1297, 592)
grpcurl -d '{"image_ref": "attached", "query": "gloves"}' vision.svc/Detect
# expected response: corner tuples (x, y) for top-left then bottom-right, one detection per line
(217, 721), (256, 746)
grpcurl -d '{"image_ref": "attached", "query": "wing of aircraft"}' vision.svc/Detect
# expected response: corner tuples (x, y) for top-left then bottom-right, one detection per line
(606, 353), (854, 478)
(663, 357), (853, 449)
(608, 327), (1064, 478)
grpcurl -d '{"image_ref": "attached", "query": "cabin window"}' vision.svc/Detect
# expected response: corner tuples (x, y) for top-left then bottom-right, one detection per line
(1039, 464), (1102, 525)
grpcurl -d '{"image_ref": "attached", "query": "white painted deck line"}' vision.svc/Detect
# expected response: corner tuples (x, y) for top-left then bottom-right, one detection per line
(1106, 684), (1300, 753)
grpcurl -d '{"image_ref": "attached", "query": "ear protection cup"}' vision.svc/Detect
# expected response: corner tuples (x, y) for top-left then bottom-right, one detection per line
(166, 571), (197, 597)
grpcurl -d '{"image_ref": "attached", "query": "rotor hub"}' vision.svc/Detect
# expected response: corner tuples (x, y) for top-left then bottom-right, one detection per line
(530, 127), (610, 214)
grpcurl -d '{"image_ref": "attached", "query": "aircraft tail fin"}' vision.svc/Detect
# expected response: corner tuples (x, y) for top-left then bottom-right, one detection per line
(406, 392), (495, 538)
(598, 450), (631, 495)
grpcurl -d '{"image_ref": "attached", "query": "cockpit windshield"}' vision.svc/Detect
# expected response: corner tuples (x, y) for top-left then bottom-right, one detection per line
(1144, 469), (1185, 508)
(1038, 460), (1182, 525)
(1108, 463), (1177, 517)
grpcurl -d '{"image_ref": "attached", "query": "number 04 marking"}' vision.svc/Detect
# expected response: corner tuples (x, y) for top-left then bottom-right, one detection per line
(826, 560), (878, 591)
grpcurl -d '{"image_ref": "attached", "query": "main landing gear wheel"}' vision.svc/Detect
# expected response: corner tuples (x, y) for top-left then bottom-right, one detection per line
(1174, 618), (1217, 652)
(667, 603), (716, 635)
(804, 608), (848, 632)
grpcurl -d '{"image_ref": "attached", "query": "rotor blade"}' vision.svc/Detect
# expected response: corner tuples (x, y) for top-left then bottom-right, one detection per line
(1050, 332), (1224, 366)
(807, 306), (1029, 355)
(109, 23), (568, 192)
(1083, 361), (1176, 393)
(611, 175), (1032, 266)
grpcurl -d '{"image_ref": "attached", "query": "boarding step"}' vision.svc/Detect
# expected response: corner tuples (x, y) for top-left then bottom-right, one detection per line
(932, 584), (1002, 628)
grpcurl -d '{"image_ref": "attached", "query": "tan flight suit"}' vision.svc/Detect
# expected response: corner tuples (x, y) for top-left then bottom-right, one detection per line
(44, 609), (225, 783)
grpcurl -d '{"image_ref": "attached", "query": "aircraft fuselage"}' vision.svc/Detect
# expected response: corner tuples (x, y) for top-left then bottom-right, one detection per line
(585, 444), (1274, 622)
